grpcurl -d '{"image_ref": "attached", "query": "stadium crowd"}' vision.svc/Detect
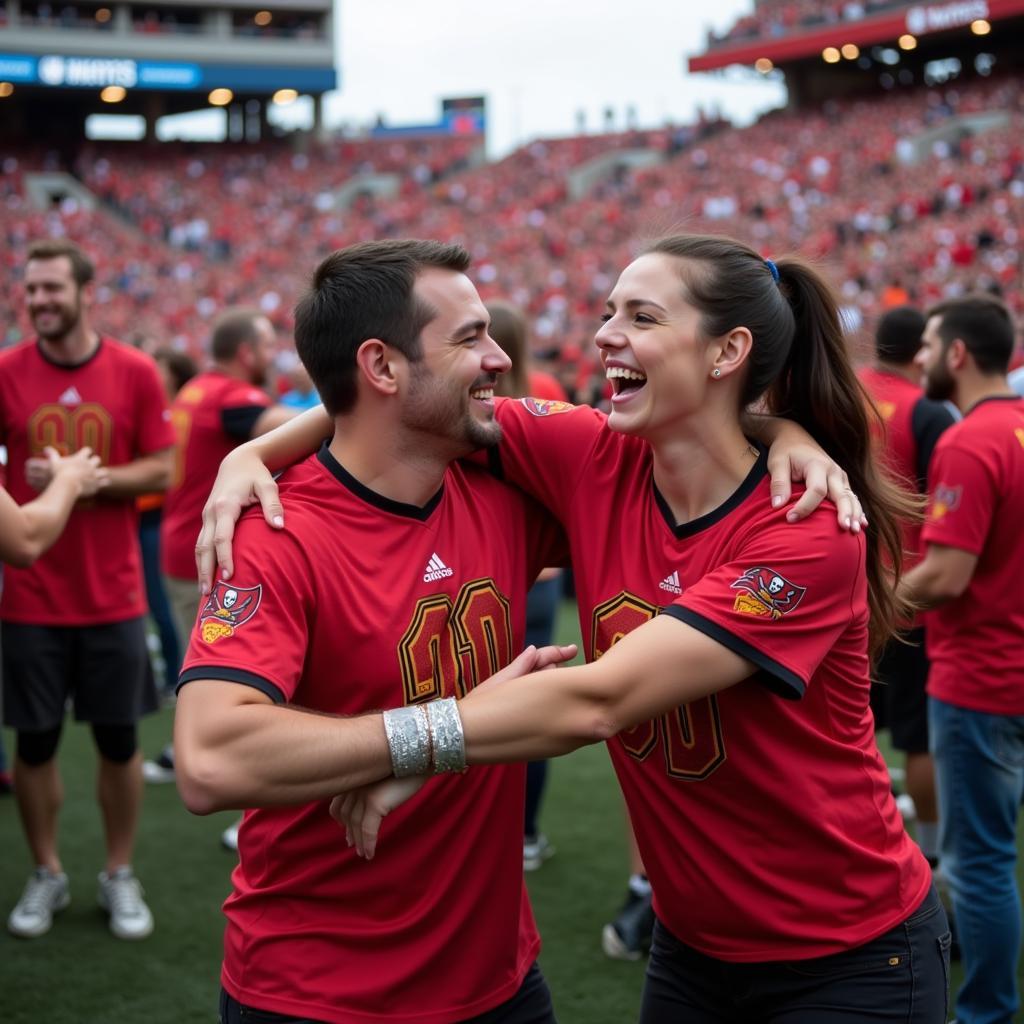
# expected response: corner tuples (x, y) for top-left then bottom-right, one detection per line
(707, 0), (919, 48)
(2, 73), (1021, 392)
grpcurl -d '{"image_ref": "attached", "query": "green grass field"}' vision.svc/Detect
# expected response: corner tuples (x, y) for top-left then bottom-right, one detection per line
(1, 600), (1021, 1023)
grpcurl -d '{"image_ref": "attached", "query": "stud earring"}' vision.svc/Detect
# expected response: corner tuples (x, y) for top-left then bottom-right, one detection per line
(712, 368), (721, 378)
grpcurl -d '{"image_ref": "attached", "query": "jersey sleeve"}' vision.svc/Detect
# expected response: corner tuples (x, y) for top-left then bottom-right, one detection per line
(133, 357), (176, 455)
(220, 402), (271, 443)
(911, 398), (955, 490)
(491, 397), (606, 522)
(177, 516), (313, 703)
(662, 510), (865, 699)
(920, 436), (995, 556)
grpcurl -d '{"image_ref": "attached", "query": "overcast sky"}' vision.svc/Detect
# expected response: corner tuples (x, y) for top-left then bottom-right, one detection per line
(314, 0), (785, 155)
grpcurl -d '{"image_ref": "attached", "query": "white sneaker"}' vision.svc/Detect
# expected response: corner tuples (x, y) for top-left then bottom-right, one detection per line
(142, 746), (175, 784)
(896, 793), (917, 822)
(523, 834), (555, 872)
(97, 867), (154, 940)
(221, 818), (241, 852)
(7, 867), (70, 938)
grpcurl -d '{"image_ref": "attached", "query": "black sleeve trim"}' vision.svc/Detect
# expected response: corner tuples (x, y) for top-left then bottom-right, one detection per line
(911, 398), (955, 490)
(176, 666), (286, 704)
(660, 606), (806, 700)
(221, 405), (269, 443)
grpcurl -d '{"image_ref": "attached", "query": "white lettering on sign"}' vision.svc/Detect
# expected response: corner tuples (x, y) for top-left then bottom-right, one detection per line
(905, 0), (989, 34)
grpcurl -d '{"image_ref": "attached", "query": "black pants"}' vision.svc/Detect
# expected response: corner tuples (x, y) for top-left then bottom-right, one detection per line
(639, 886), (950, 1023)
(219, 961), (557, 1024)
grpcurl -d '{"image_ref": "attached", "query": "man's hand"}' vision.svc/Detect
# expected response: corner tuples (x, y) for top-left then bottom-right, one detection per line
(766, 427), (866, 531)
(47, 446), (110, 497)
(328, 643), (576, 859)
(330, 776), (429, 860)
(475, 642), (578, 694)
(195, 449), (284, 593)
(24, 455), (54, 493)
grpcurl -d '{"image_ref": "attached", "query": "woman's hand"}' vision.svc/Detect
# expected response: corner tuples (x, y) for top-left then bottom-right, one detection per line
(195, 448), (284, 593)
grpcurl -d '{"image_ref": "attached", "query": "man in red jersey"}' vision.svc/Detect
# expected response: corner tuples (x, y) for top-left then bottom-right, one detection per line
(858, 306), (954, 866)
(161, 308), (294, 671)
(0, 239), (175, 941)
(174, 241), (571, 1024)
(143, 308), (294, 806)
(901, 294), (1024, 1024)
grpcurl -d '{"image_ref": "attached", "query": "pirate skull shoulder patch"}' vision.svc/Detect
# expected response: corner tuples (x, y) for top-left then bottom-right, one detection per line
(198, 582), (263, 644)
(730, 567), (806, 621)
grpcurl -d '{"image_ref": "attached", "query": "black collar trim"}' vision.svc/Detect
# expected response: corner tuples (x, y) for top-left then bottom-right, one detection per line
(654, 442), (769, 539)
(36, 336), (104, 370)
(963, 393), (1021, 417)
(316, 442), (444, 521)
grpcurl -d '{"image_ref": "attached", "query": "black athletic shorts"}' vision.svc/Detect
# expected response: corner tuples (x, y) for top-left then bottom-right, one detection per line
(871, 626), (931, 754)
(1, 617), (158, 731)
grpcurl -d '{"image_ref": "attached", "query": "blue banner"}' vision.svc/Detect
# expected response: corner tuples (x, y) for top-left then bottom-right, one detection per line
(0, 53), (336, 93)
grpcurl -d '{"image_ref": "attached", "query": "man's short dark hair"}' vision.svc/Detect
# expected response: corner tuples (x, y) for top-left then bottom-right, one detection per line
(927, 294), (1016, 375)
(875, 306), (925, 365)
(26, 239), (94, 287)
(294, 239), (471, 416)
(210, 307), (265, 361)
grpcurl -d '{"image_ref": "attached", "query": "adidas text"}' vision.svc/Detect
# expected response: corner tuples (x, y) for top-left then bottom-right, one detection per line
(659, 572), (682, 596)
(423, 553), (454, 583)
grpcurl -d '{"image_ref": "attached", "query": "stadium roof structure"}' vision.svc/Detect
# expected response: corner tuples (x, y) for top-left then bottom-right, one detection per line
(0, 0), (338, 141)
(690, 0), (1024, 71)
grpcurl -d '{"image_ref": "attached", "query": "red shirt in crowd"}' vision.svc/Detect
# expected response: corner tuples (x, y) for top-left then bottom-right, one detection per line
(0, 337), (174, 625)
(922, 395), (1024, 715)
(161, 370), (272, 581)
(858, 366), (954, 567)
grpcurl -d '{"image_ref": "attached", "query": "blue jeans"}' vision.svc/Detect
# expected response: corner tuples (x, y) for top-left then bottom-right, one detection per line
(139, 511), (182, 689)
(639, 887), (949, 1022)
(930, 697), (1024, 1024)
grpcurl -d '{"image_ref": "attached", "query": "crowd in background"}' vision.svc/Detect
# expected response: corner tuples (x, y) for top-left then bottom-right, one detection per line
(3, 71), (1021, 391)
(708, 0), (917, 48)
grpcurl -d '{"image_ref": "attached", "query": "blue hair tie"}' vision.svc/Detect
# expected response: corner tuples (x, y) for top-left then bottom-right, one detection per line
(765, 258), (780, 283)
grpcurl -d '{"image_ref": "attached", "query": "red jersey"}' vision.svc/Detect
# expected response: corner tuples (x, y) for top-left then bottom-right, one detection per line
(0, 338), (174, 625)
(922, 396), (1024, 715)
(492, 397), (931, 961)
(179, 447), (566, 1024)
(161, 370), (272, 580)
(526, 369), (568, 403)
(857, 366), (953, 565)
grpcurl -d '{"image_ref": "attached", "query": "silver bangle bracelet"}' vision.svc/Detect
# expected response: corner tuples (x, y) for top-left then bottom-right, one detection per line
(382, 704), (431, 777)
(426, 697), (466, 773)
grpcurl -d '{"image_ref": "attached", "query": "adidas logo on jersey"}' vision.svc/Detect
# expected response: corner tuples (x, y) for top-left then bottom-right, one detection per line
(423, 553), (454, 583)
(58, 386), (83, 407)
(658, 571), (682, 596)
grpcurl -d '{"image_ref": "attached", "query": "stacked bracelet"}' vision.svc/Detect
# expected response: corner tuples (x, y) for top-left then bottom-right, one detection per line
(381, 697), (467, 776)
(426, 697), (466, 773)
(381, 704), (431, 777)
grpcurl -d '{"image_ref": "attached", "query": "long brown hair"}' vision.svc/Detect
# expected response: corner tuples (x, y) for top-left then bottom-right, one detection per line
(645, 234), (920, 656)
(486, 300), (530, 398)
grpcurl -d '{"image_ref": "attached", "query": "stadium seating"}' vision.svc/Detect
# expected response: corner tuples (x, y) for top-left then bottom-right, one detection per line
(2, 73), (1020, 379)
